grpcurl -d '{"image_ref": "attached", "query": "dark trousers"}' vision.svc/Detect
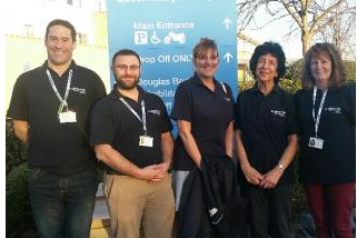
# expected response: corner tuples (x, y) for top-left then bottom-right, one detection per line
(28, 168), (98, 238)
(244, 184), (292, 238)
(305, 183), (355, 238)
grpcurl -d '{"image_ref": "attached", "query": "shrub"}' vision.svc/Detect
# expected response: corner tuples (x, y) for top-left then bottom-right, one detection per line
(6, 119), (32, 236)
(285, 59), (304, 81)
(6, 163), (32, 235)
(343, 60), (356, 83)
(6, 118), (27, 175)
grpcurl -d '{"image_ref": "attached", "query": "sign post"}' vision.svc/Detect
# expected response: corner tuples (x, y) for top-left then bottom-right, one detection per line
(107, 0), (237, 113)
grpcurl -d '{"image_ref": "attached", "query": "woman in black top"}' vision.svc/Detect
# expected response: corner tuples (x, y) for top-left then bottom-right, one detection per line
(170, 38), (236, 238)
(235, 41), (298, 238)
(295, 42), (355, 238)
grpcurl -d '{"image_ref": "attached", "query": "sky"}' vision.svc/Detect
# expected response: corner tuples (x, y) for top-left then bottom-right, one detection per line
(239, 6), (304, 61)
(243, 28), (303, 61)
(239, 1), (356, 61)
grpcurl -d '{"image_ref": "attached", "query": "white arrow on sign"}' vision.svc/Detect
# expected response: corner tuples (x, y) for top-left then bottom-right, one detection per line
(224, 52), (233, 63)
(223, 18), (232, 29)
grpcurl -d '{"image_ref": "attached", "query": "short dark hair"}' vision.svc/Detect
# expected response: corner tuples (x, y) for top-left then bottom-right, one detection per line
(192, 38), (219, 59)
(249, 41), (286, 83)
(45, 19), (77, 42)
(301, 42), (346, 89)
(111, 49), (141, 66)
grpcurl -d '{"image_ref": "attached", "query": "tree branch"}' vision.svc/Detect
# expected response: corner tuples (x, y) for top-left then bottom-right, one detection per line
(279, 0), (304, 28)
(310, 0), (345, 32)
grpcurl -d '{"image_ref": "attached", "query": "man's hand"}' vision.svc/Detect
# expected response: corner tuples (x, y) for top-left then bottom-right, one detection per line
(259, 167), (284, 189)
(136, 165), (162, 181)
(13, 120), (29, 143)
(150, 161), (170, 182)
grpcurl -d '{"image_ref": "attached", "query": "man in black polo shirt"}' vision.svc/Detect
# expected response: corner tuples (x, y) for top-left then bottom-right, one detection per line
(234, 42), (298, 238)
(90, 49), (175, 238)
(7, 19), (106, 237)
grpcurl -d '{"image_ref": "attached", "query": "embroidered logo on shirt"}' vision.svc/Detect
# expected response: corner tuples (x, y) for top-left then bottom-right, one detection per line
(325, 107), (341, 114)
(270, 110), (286, 118)
(148, 109), (161, 116)
(70, 87), (86, 95)
(223, 97), (231, 102)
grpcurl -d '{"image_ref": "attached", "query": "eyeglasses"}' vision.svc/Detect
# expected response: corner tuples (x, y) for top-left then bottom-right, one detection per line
(115, 64), (140, 71)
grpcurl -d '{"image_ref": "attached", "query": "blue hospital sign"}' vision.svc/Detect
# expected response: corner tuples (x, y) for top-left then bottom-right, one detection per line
(106, 0), (237, 113)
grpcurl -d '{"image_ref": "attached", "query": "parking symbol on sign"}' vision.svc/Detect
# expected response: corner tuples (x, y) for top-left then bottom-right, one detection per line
(135, 31), (148, 45)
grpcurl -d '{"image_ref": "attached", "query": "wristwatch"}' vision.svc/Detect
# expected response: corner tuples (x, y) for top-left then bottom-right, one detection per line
(277, 163), (285, 170)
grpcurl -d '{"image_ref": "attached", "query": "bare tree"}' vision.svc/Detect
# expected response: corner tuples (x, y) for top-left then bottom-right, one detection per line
(238, 0), (356, 56)
(314, 5), (356, 60)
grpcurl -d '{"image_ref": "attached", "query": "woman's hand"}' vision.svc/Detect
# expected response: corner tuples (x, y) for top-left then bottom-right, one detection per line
(259, 167), (284, 189)
(241, 163), (263, 186)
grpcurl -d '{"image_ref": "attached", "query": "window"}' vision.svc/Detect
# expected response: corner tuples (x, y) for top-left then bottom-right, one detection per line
(23, 62), (32, 72)
(24, 24), (33, 37)
(67, 0), (82, 7)
(77, 33), (88, 45)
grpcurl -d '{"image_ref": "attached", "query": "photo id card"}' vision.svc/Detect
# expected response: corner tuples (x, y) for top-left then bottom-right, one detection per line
(59, 111), (77, 123)
(139, 135), (154, 147)
(308, 137), (324, 149)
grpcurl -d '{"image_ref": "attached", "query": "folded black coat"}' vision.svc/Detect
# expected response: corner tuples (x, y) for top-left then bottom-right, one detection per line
(177, 155), (249, 238)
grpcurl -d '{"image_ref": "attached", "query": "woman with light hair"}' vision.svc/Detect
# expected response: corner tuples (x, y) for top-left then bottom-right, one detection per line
(295, 42), (356, 238)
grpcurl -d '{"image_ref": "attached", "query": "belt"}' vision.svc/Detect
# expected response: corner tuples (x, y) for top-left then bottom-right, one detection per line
(106, 169), (123, 175)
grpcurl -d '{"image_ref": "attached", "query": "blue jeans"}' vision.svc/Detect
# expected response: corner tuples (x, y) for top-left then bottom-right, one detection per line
(28, 168), (98, 238)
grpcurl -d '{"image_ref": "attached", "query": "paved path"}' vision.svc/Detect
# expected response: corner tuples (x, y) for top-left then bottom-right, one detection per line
(90, 183), (112, 238)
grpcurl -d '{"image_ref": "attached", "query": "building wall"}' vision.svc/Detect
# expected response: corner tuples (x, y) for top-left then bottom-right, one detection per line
(5, 0), (110, 109)
(237, 32), (259, 83)
(92, 12), (109, 48)
(5, 34), (110, 109)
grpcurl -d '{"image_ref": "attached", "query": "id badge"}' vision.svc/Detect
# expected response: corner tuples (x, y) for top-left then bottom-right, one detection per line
(59, 111), (77, 123)
(139, 135), (154, 147)
(308, 137), (324, 149)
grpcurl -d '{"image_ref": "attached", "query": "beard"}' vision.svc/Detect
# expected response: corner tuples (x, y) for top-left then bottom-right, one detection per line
(116, 75), (139, 90)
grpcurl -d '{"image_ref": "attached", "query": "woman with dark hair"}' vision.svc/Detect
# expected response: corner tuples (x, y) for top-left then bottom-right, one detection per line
(295, 42), (355, 238)
(234, 41), (298, 238)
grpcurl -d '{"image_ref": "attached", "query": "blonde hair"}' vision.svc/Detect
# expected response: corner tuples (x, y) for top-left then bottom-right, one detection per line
(192, 38), (219, 59)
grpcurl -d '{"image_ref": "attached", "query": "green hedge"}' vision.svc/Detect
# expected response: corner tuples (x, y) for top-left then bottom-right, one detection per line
(6, 119), (27, 175)
(6, 163), (32, 235)
(6, 119), (31, 236)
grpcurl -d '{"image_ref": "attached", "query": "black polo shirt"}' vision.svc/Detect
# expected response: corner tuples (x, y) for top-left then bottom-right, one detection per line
(90, 86), (173, 170)
(7, 61), (106, 175)
(170, 72), (235, 171)
(234, 84), (297, 185)
(295, 86), (356, 184)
